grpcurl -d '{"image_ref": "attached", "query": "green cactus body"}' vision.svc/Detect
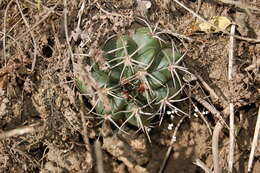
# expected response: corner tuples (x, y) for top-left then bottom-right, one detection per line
(76, 27), (183, 127)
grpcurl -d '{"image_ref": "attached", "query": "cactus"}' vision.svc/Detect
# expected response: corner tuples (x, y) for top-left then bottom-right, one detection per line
(76, 27), (185, 130)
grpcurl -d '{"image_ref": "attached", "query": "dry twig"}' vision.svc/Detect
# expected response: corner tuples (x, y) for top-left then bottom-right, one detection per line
(245, 58), (260, 72)
(193, 159), (212, 173)
(158, 116), (188, 173)
(212, 121), (223, 173)
(194, 73), (220, 103)
(228, 24), (236, 173)
(191, 94), (228, 128)
(0, 122), (42, 140)
(94, 140), (104, 173)
(248, 107), (260, 172)
(192, 103), (213, 135)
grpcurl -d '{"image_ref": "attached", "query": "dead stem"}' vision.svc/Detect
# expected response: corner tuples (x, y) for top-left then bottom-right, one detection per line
(193, 159), (212, 173)
(248, 107), (260, 172)
(212, 121), (223, 173)
(0, 122), (42, 140)
(192, 103), (213, 135)
(94, 140), (104, 173)
(76, 1), (86, 32)
(191, 94), (228, 128)
(228, 24), (236, 173)
(158, 115), (188, 173)
(172, 0), (260, 43)
(245, 58), (260, 72)
(195, 73), (220, 103)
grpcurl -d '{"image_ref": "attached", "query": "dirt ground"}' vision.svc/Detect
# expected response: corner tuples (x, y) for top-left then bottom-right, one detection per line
(0, 0), (260, 173)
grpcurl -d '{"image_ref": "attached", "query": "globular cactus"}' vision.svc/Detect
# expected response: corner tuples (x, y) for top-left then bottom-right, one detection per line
(76, 27), (184, 130)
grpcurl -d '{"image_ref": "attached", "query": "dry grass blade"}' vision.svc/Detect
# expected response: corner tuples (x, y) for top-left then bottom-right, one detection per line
(228, 24), (236, 173)
(212, 121), (223, 173)
(248, 106), (260, 172)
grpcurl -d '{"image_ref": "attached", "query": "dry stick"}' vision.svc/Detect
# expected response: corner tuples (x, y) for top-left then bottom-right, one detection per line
(3, 0), (15, 67)
(191, 94), (228, 128)
(0, 122), (42, 140)
(245, 58), (260, 71)
(194, 74), (220, 103)
(248, 107), (260, 172)
(192, 102), (213, 135)
(228, 24), (236, 173)
(193, 159), (212, 173)
(76, 1), (85, 32)
(172, 0), (260, 43)
(63, 0), (74, 65)
(212, 121), (224, 173)
(15, 0), (37, 72)
(189, 72), (228, 107)
(94, 140), (104, 173)
(158, 115), (188, 173)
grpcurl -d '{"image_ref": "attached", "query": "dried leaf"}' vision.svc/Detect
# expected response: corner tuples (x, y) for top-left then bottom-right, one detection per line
(198, 16), (232, 33)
